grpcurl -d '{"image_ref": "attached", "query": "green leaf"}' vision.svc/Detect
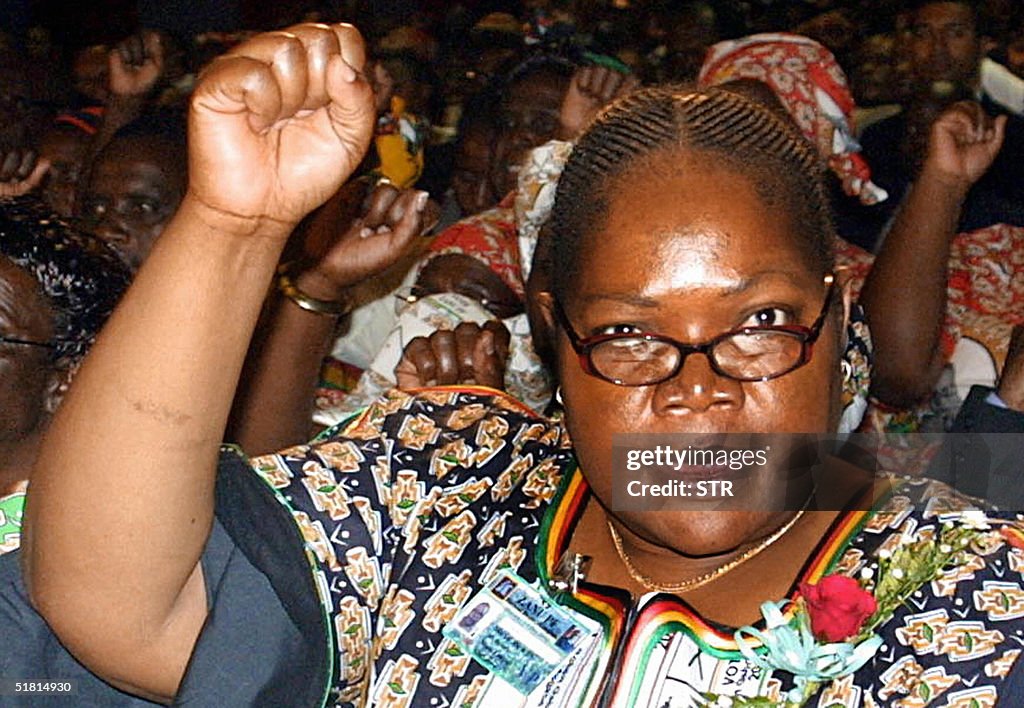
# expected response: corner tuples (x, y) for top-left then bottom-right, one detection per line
(358, 578), (373, 588)
(963, 632), (974, 651)
(1001, 592), (1011, 611)
(442, 531), (459, 542)
(384, 617), (395, 627)
(317, 485), (337, 493)
(458, 493), (475, 503)
(445, 645), (463, 656)
(970, 700), (981, 708)
(440, 455), (458, 463)
(344, 624), (360, 635)
(923, 624), (934, 642)
(918, 682), (931, 700)
(396, 498), (416, 509)
(387, 682), (406, 694)
(442, 593), (455, 604)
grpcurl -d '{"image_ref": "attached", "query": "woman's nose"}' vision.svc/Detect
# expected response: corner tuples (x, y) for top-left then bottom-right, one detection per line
(651, 351), (743, 416)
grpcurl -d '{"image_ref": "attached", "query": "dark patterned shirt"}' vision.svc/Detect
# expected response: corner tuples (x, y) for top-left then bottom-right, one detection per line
(212, 386), (1024, 707)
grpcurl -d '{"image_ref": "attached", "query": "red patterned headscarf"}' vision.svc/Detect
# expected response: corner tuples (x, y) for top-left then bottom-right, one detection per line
(698, 33), (887, 206)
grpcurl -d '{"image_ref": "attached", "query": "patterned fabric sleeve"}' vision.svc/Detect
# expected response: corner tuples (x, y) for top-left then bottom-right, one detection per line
(241, 387), (573, 707)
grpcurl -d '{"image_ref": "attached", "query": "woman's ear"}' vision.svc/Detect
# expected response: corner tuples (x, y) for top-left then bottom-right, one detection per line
(528, 289), (558, 369)
(533, 290), (556, 334)
(43, 362), (75, 416)
(834, 266), (856, 340)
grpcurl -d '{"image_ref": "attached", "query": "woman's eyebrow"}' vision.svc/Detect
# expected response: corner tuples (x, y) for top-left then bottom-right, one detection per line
(578, 292), (661, 307)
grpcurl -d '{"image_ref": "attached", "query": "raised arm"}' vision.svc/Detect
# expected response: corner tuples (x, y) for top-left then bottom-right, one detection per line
(860, 102), (1006, 408)
(88, 30), (165, 159)
(21, 24), (375, 702)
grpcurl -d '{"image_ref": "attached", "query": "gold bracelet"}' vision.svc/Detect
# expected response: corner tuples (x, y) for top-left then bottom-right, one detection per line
(276, 265), (351, 317)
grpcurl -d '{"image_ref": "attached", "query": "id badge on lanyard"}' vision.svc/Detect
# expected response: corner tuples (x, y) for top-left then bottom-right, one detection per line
(443, 571), (603, 708)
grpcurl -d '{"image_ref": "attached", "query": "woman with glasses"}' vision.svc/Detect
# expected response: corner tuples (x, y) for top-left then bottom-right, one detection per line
(0, 196), (128, 554)
(9, 25), (1024, 707)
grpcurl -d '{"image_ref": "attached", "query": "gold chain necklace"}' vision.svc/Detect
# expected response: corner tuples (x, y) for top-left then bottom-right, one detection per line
(607, 503), (810, 594)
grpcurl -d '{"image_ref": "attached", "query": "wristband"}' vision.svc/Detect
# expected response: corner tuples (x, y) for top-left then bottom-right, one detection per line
(276, 265), (351, 317)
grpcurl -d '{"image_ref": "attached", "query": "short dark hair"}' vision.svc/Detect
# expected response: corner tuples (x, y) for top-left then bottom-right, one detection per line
(503, 52), (575, 92)
(907, 0), (977, 13)
(907, 0), (987, 35)
(551, 87), (835, 300)
(0, 196), (130, 362)
(103, 109), (188, 178)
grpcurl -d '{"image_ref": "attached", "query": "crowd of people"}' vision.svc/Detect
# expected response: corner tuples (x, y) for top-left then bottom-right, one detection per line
(2, 0), (1024, 706)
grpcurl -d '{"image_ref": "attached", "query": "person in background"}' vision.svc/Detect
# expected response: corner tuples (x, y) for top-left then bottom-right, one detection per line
(306, 57), (635, 421)
(848, 33), (904, 134)
(858, 100), (1017, 431)
(434, 90), (501, 231)
(368, 51), (433, 189)
(36, 108), (102, 216)
(696, 32), (887, 263)
(0, 195), (129, 554)
(227, 180), (435, 454)
(88, 30), (168, 160)
(0, 30), (168, 218)
(75, 112), (187, 271)
(1007, 25), (1024, 78)
(860, 0), (1024, 250)
(930, 324), (1024, 508)
(489, 53), (575, 200)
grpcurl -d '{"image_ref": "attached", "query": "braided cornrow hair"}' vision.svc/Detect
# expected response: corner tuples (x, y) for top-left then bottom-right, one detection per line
(551, 86), (836, 300)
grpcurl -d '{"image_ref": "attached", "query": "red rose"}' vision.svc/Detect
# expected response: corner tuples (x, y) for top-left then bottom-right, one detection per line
(1000, 526), (1024, 551)
(798, 575), (877, 642)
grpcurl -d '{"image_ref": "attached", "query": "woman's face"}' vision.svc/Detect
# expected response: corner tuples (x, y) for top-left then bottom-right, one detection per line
(0, 256), (56, 442)
(552, 150), (843, 557)
(452, 125), (498, 216)
(491, 70), (569, 197)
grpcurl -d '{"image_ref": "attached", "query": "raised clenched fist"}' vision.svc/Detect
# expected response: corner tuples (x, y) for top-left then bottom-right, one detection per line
(187, 23), (376, 231)
(108, 31), (165, 98)
(924, 101), (1007, 191)
(395, 321), (512, 390)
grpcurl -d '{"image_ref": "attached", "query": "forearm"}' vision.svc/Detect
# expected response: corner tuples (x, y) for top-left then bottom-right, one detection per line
(22, 194), (292, 696)
(229, 276), (342, 454)
(860, 169), (968, 406)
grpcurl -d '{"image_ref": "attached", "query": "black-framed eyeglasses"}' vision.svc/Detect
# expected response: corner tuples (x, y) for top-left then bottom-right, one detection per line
(0, 333), (58, 349)
(554, 274), (837, 386)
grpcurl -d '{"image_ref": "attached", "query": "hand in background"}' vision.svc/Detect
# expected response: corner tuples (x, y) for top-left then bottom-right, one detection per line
(294, 181), (436, 303)
(395, 320), (511, 389)
(0, 147), (48, 197)
(923, 101), (1007, 191)
(108, 30), (165, 98)
(558, 63), (639, 140)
